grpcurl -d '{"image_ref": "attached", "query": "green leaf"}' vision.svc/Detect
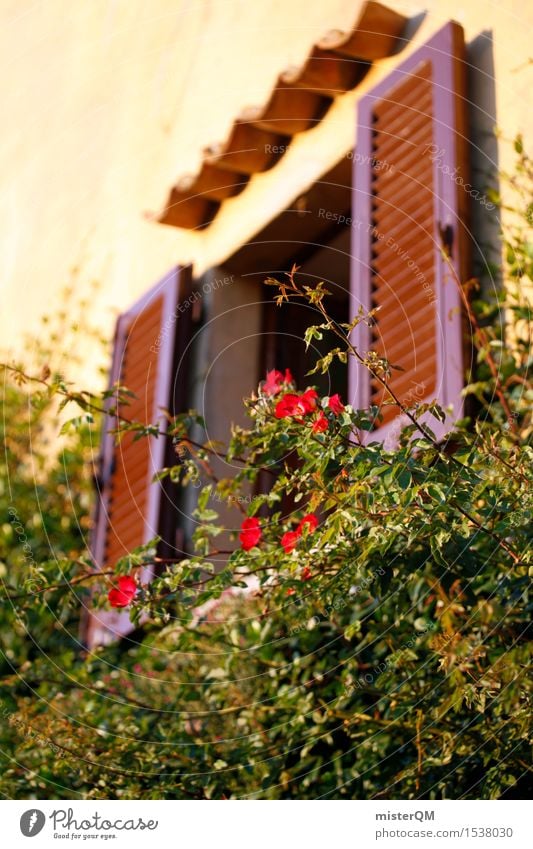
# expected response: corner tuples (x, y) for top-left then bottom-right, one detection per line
(59, 414), (94, 435)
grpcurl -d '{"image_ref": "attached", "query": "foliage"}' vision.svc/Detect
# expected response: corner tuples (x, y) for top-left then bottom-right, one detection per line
(0, 150), (531, 800)
(0, 287), (107, 779)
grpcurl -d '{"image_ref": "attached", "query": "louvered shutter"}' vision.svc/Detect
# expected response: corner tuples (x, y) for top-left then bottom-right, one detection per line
(350, 22), (469, 444)
(85, 267), (190, 646)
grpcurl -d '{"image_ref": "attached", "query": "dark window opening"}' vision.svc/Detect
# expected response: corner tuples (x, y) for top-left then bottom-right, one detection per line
(261, 277), (349, 399)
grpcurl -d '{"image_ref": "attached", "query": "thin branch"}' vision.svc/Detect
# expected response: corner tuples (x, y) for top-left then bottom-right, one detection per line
(3, 569), (115, 601)
(441, 253), (518, 435)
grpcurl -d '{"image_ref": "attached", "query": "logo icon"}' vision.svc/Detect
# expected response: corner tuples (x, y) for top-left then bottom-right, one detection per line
(20, 809), (46, 837)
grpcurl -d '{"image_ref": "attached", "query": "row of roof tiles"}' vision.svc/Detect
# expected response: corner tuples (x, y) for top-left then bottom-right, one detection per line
(158, 1), (408, 231)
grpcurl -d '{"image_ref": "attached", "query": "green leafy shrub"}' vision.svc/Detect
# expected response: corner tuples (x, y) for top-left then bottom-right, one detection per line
(0, 150), (531, 800)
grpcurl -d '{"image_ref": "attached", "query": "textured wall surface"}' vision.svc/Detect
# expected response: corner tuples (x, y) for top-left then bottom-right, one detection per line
(1, 0), (531, 358)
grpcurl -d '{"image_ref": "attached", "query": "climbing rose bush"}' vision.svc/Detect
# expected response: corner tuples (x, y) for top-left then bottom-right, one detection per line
(0, 143), (531, 800)
(92, 323), (531, 801)
(2, 268), (532, 799)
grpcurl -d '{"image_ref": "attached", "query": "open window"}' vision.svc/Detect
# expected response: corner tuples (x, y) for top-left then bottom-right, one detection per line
(86, 21), (472, 646)
(224, 156), (353, 400)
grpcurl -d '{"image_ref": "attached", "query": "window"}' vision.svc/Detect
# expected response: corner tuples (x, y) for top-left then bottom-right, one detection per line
(86, 21), (471, 645)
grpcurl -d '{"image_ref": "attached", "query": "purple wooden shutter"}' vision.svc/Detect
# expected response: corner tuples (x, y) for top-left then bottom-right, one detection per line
(85, 267), (188, 646)
(349, 22), (469, 445)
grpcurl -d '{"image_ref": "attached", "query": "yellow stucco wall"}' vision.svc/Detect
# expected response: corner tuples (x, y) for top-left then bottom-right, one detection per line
(1, 0), (531, 358)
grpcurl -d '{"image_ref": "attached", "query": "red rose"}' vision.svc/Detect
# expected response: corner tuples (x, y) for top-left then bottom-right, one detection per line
(281, 530), (300, 553)
(108, 575), (137, 608)
(275, 393), (301, 418)
(301, 566), (312, 581)
(263, 369), (284, 396)
(300, 388), (318, 412)
(298, 513), (319, 533)
(275, 389), (318, 419)
(286, 588), (296, 596)
(281, 514), (318, 552)
(239, 516), (262, 550)
(312, 411), (328, 433)
(328, 393), (345, 415)
(263, 368), (295, 396)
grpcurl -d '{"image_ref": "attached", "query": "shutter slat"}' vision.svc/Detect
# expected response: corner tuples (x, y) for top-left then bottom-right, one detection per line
(120, 341), (160, 375)
(373, 313), (436, 362)
(370, 352), (438, 391)
(372, 61), (432, 120)
(372, 254), (434, 292)
(373, 294), (437, 337)
(372, 212), (434, 257)
(373, 111), (434, 162)
(371, 349), (437, 395)
(106, 513), (151, 549)
(108, 478), (153, 516)
(372, 181), (434, 226)
(110, 461), (153, 492)
(372, 246), (435, 286)
(108, 482), (151, 516)
(372, 252), (435, 292)
(374, 91), (434, 139)
(371, 211), (434, 258)
(111, 397), (158, 423)
(372, 148), (433, 194)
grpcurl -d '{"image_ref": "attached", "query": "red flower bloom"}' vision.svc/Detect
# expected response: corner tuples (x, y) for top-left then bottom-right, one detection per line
(108, 575), (137, 608)
(263, 368), (295, 396)
(300, 388), (318, 412)
(286, 588), (296, 596)
(281, 514), (318, 553)
(312, 411), (328, 433)
(298, 513), (319, 533)
(275, 388), (318, 419)
(275, 393), (301, 418)
(301, 566), (312, 581)
(262, 369), (284, 396)
(239, 516), (262, 550)
(281, 530), (300, 553)
(328, 393), (345, 415)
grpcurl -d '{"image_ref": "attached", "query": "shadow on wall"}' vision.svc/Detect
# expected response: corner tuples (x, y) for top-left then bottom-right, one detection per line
(467, 30), (501, 293)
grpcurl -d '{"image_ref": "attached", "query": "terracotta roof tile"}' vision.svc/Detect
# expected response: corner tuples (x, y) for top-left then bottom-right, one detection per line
(158, 1), (407, 230)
